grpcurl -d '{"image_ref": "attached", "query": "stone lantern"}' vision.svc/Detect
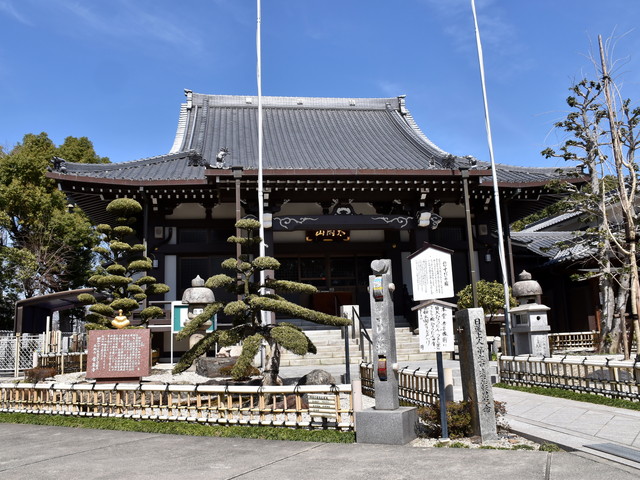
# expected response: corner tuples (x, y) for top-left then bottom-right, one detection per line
(510, 271), (551, 356)
(181, 275), (215, 349)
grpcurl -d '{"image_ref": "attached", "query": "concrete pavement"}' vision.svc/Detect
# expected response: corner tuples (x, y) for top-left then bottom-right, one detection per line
(280, 360), (640, 470)
(493, 387), (640, 470)
(2, 359), (640, 477)
(0, 422), (638, 480)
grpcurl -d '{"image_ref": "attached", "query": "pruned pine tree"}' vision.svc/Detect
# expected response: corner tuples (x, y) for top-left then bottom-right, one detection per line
(173, 218), (351, 385)
(78, 198), (170, 329)
(542, 35), (640, 356)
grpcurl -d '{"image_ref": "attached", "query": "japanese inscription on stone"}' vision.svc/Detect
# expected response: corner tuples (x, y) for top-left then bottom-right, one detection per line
(87, 329), (151, 379)
(409, 245), (454, 301)
(418, 304), (454, 352)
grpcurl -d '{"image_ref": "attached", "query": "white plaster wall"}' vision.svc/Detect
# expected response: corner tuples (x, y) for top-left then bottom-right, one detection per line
(164, 255), (177, 302)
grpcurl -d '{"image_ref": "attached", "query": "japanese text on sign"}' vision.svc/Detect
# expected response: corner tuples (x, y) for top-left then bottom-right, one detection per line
(418, 304), (454, 352)
(409, 245), (454, 301)
(87, 329), (150, 379)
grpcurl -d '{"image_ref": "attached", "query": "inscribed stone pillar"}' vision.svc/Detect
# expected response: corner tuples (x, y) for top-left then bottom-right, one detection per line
(455, 308), (498, 442)
(368, 259), (399, 410)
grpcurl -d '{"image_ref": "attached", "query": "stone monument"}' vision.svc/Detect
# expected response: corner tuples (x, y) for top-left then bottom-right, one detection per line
(455, 307), (498, 442)
(86, 312), (151, 383)
(355, 259), (417, 445)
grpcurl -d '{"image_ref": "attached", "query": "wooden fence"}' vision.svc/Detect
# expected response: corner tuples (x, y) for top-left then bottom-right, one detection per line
(0, 382), (353, 430)
(359, 363), (444, 407)
(36, 352), (87, 375)
(499, 355), (640, 402)
(548, 331), (597, 353)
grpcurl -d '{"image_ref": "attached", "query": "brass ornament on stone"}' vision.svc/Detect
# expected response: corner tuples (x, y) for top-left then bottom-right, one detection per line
(111, 309), (130, 329)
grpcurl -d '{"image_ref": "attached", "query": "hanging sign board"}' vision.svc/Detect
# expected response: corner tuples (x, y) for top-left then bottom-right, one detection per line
(413, 300), (456, 353)
(408, 243), (454, 301)
(171, 301), (216, 334)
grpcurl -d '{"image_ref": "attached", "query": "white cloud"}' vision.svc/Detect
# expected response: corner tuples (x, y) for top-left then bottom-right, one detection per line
(56, 0), (204, 53)
(0, 0), (33, 26)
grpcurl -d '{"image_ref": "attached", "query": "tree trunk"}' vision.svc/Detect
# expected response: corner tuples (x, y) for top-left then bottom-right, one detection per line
(615, 273), (630, 358)
(599, 35), (640, 358)
(262, 339), (282, 387)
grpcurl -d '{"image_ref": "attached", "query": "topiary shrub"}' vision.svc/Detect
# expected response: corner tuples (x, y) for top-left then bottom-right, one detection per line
(78, 198), (169, 329)
(173, 219), (350, 385)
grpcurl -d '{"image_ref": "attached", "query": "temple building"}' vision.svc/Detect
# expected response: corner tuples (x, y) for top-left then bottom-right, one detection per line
(47, 91), (584, 353)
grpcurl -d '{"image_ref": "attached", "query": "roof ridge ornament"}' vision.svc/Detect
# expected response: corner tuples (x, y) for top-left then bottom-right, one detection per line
(49, 156), (67, 173)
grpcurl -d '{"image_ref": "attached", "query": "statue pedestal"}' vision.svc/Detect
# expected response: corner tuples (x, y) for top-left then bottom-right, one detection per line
(355, 407), (417, 445)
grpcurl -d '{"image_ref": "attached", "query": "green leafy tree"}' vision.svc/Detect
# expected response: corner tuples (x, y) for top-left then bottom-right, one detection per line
(0, 133), (101, 328)
(173, 218), (351, 385)
(56, 136), (109, 164)
(78, 198), (169, 330)
(456, 280), (516, 322)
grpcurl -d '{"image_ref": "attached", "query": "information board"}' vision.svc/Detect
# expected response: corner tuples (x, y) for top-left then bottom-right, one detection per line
(417, 303), (454, 353)
(86, 329), (151, 380)
(409, 244), (454, 301)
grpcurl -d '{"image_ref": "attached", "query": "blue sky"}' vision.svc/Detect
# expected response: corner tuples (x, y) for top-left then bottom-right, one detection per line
(1, 0), (640, 168)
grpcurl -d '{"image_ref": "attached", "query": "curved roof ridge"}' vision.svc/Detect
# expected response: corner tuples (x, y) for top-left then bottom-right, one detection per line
(189, 92), (399, 110)
(395, 96), (450, 158)
(170, 103), (189, 153)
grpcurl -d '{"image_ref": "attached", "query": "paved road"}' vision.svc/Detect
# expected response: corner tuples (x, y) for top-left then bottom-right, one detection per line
(0, 422), (637, 480)
(2, 359), (640, 477)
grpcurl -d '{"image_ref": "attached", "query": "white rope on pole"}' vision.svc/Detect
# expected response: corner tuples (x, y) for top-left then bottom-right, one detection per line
(470, 0), (513, 353)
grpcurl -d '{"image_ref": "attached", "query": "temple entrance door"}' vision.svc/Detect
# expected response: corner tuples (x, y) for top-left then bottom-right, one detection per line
(278, 255), (377, 317)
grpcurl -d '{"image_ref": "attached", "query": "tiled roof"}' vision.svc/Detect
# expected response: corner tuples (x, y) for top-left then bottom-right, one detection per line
(51, 92), (580, 185)
(478, 164), (581, 186)
(519, 211), (583, 232)
(511, 231), (594, 264)
(53, 151), (205, 182)
(168, 93), (457, 171)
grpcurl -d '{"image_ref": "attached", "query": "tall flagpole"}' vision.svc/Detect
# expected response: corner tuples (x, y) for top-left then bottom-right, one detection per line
(470, 0), (513, 355)
(256, 0), (265, 259)
(256, 0), (268, 330)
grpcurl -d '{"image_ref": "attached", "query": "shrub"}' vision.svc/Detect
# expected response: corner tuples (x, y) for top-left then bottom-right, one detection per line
(417, 400), (508, 439)
(24, 367), (57, 383)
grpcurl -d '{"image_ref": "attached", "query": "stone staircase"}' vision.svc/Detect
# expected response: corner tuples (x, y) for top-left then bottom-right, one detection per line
(279, 327), (439, 367)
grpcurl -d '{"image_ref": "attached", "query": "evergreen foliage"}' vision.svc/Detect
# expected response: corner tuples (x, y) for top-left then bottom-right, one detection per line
(173, 220), (350, 383)
(0, 133), (104, 329)
(456, 280), (516, 321)
(78, 198), (169, 329)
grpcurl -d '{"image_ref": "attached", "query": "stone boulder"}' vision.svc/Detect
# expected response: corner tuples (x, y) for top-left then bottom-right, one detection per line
(296, 369), (337, 386)
(195, 356), (237, 377)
